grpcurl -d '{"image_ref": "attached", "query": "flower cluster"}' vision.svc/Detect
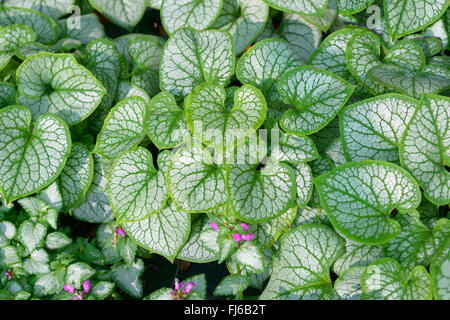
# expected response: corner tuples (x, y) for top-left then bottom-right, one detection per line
(112, 226), (126, 245)
(4, 269), (13, 281)
(64, 280), (91, 300)
(210, 221), (255, 245)
(170, 278), (195, 300)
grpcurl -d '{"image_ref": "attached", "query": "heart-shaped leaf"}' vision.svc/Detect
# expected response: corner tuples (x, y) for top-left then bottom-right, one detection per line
(55, 143), (94, 212)
(160, 27), (234, 97)
(257, 13), (321, 63)
(85, 39), (121, 111)
(272, 131), (319, 163)
(88, 0), (147, 31)
(108, 148), (169, 222)
(4, 0), (76, 19)
(112, 259), (144, 298)
(161, 0), (223, 35)
(115, 80), (150, 104)
(17, 53), (106, 126)
(23, 248), (50, 274)
(45, 232), (72, 250)
(279, 66), (355, 135)
(127, 35), (163, 97)
(430, 238), (450, 300)
(315, 161), (422, 244)
(340, 94), (418, 162)
(261, 224), (345, 299)
(361, 258), (433, 300)
(384, 0), (449, 40)
(18, 220), (47, 253)
(337, 0), (374, 14)
(72, 154), (114, 223)
(145, 91), (190, 150)
(0, 246), (19, 266)
(0, 6), (59, 44)
(0, 106), (71, 203)
(59, 13), (105, 45)
(399, 94), (450, 205)
(333, 241), (383, 276)
(226, 156), (297, 223)
(95, 97), (147, 160)
(167, 145), (228, 212)
(262, 0), (328, 16)
(211, 0), (269, 55)
(236, 39), (303, 103)
(66, 262), (95, 288)
(214, 275), (249, 296)
(0, 25), (35, 71)
(123, 201), (191, 262)
(186, 83), (267, 151)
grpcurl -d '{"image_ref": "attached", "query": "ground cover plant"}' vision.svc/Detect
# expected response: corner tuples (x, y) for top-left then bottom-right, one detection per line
(0, 0), (449, 301)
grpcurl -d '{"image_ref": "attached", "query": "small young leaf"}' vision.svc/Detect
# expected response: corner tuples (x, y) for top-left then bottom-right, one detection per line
(279, 66), (355, 135)
(214, 275), (249, 296)
(91, 281), (115, 299)
(17, 53), (106, 126)
(23, 249), (50, 274)
(66, 262), (95, 288)
(160, 27), (234, 97)
(0, 106), (71, 203)
(45, 232), (72, 250)
(161, 0), (223, 35)
(315, 161), (421, 244)
(230, 241), (268, 273)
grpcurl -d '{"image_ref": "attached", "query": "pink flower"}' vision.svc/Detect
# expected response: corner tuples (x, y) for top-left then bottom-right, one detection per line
(115, 227), (126, 237)
(82, 280), (91, 294)
(73, 294), (83, 300)
(4, 269), (13, 281)
(64, 284), (76, 294)
(173, 278), (180, 291)
(241, 233), (254, 241)
(232, 233), (242, 242)
(185, 282), (195, 294)
(210, 222), (219, 232)
(240, 223), (249, 231)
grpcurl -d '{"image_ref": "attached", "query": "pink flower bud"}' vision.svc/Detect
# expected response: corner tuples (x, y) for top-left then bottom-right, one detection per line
(173, 278), (180, 291)
(240, 223), (249, 231)
(241, 233), (254, 241)
(83, 280), (91, 294)
(210, 222), (219, 231)
(185, 282), (195, 294)
(232, 233), (242, 242)
(64, 284), (76, 294)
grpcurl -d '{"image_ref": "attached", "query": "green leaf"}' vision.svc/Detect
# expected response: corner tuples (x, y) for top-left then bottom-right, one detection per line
(0, 106), (71, 203)
(430, 238), (450, 300)
(0, 25), (36, 71)
(161, 0), (223, 35)
(346, 30), (390, 95)
(45, 232), (72, 250)
(91, 281), (115, 299)
(337, 0), (374, 14)
(146, 0), (161, 9)
(88, 0), (147, 31)
(230, 241), (268, 273)
(236, 39), (303, 103)
(115, 80), (151, 104)
(0, 6), (59, 44)
(123, 201), (191, 262)
(399, 94), (450, 205)
(211, 0), (269, 55)
(160, 27), (234, 97)
(127, 35), (163, 97)
(17, 53), (106, 126)
(146, 287), (173, 300)
(250, 206), (297, 249)
(167, 145), (228, 212)
(177, 213), (218, 263)
(34, 271), (64, 297)
(279, 66), (355, 135)
(227, 156), (297, 223)
(272, 131), (319, 163)
(0, 82), (15, 108)
(112, 259), (144, 298)
(72, 154), (115, 223)
(214, 275), (249, 296)
(54, 143), (94, 212)
(262, 0), (328, 16)
(257, 13), (321, 63)
(94, 97), (147, 159)
(144, 91), (189, 150)
(186, 83), (267, 151)
(384, 0), (449, 40)
(108, 148), (169, 222)
(23, 249), (50, 274)
(66, 262), (95, 288)
(85, 39), (121, 111)
(261, 224), (345, 299)
(361, 258), (433, 300)
(334, 266), (365, 300)
(293, 163), (313, 207)
(18, 220), (47, 253)
(117, 237), (137, 266)
(340, 94), (418, 162)
(315, 161), (422, 244)
(4, 0), (75, 19)
(0, 246), (20, 266)
(0, 221), (16, 247)
(333, 241), (383, 276)
(299, 0), (337, 33)
(59, 13), (105, 45)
